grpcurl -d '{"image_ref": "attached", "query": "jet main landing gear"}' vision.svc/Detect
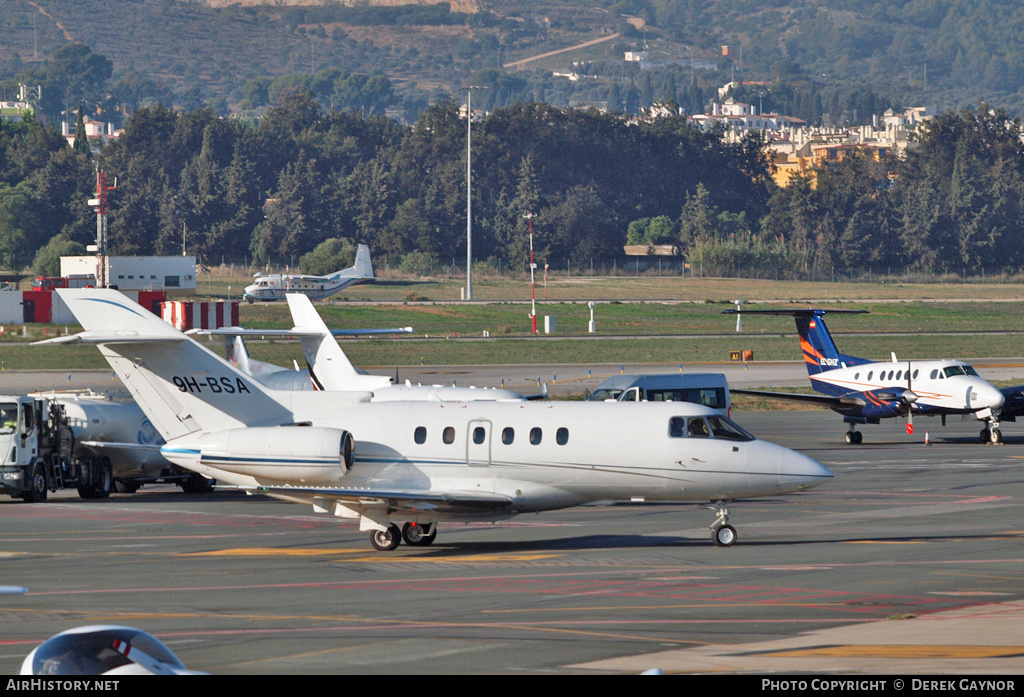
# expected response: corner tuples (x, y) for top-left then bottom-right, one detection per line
(368, 522), (438, 551)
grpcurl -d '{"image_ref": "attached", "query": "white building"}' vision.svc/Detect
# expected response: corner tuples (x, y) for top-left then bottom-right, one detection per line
(60, 256), (196, 294)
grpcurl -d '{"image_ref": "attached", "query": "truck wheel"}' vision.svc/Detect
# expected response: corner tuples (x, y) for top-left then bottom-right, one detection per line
(181, 473), (213, 494)
(114, 480), (139, 494)
(23, 463), (48, 503)
(92, 459), (112, 499)
(78, 458), (112, 499)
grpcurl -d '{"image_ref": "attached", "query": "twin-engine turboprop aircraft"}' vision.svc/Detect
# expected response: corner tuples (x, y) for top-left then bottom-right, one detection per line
(243, 244), (374, 303)
(52, 289), (832, 550)
(724, 308), (1007, 444)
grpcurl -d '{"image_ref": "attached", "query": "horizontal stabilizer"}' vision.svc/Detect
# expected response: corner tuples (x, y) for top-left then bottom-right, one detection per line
(721, 308), (870, 317)
(189, 326), (413, 338)
(35, 331), (186, 346)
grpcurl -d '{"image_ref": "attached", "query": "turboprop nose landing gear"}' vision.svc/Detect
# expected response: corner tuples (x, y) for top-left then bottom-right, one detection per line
(709, 500), (737, 547)
(980, 411), (1004, 444)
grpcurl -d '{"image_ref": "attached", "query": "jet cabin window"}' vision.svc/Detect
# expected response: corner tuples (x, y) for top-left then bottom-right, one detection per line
(443, 427), (455, 444)
(473, 427), (486, 445)
(502, 427), (514, 445)
(530, 427), (542, 445)
(414, 426), (426, 445)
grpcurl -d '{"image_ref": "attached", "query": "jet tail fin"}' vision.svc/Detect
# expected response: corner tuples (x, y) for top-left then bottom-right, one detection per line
(56, 289), (298, 440)
(224, 334), (251, 373)
(286, 293), (390, 392)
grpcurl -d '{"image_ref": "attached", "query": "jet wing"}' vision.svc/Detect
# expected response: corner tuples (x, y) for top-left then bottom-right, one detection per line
(731, 388), (866, 408)
(237, 483), (515, 515)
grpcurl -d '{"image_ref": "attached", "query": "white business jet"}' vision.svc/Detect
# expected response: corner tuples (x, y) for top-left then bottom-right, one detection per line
(52, 289), (833, 550)
(243, 244), (374, 303)
(199, 298), (529, 399)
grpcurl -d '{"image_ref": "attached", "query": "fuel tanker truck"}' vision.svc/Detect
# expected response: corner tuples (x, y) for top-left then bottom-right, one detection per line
(0, 391), (212, 501)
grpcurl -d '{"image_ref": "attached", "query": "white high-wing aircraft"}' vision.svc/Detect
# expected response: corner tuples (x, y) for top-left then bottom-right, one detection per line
(53, 289), (833, 550)
(724, 308), (1007, 444)
(243, 244), (374, 303)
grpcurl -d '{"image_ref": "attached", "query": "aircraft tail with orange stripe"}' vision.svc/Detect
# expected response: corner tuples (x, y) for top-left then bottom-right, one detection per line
(723, 308), (870, 382)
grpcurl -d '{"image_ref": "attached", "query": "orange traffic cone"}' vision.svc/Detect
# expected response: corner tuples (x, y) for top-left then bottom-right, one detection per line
(925, 430), (931, 446)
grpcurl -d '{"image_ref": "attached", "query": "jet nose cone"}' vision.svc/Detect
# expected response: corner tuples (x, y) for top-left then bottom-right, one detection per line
(782, 449), (834, 491)
(977, 382), (1005, 409)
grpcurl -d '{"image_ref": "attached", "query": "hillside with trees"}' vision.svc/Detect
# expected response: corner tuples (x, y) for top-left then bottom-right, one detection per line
(5, 2), (1024, 280)
(5, 88), (1024, 281)
(6, 1), (1024, 124)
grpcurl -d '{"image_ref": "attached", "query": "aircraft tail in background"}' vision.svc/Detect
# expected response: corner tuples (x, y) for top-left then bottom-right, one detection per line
(329, 243), (374, 283)
(723, 308), (869, 378)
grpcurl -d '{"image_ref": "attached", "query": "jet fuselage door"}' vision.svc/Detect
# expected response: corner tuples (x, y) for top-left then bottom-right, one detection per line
(466, 419), (492, 467)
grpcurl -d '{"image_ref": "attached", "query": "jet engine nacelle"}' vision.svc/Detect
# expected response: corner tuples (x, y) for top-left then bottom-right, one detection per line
(195, 427), (354, 483)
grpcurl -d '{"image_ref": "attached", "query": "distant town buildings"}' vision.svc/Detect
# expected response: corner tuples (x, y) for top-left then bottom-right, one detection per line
(0, 100), (34, 123)
(62, 114), (122, 153)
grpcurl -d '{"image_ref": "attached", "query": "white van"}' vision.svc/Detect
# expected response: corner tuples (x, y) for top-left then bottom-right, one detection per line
(586, 373), (731, 416)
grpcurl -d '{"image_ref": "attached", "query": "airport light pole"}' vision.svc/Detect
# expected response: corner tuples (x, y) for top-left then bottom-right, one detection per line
(465, 86), (485, 301)
(524, 212), (537, 334)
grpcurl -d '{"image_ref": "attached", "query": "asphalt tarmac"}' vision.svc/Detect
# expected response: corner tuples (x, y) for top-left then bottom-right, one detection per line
(7, 356), (1024, 398)
(2, 409), (1024, 675)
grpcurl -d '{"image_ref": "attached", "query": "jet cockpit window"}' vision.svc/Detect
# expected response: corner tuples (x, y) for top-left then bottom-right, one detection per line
(687, 418), (710, 438)
(963, 365), (980, 376)
(669, 417), (686, 438)
(0, 403), (16, 433)
(707, 416), (755, 442)
(943, 366), (966, 378)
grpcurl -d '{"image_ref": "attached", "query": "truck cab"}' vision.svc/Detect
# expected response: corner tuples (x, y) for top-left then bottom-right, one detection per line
(0, 396), (48, 501)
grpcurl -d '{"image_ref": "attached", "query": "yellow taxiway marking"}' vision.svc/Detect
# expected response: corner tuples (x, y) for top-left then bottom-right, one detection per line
(188, 548), (364, 557)
(340, 553), (563, 563)
(842, 540), (928, 545)
(753, 646), (1024, 658)
(188, 548), (562, 563)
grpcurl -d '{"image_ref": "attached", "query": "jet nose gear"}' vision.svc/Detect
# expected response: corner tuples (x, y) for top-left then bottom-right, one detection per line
(709, 500), (737, 547)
